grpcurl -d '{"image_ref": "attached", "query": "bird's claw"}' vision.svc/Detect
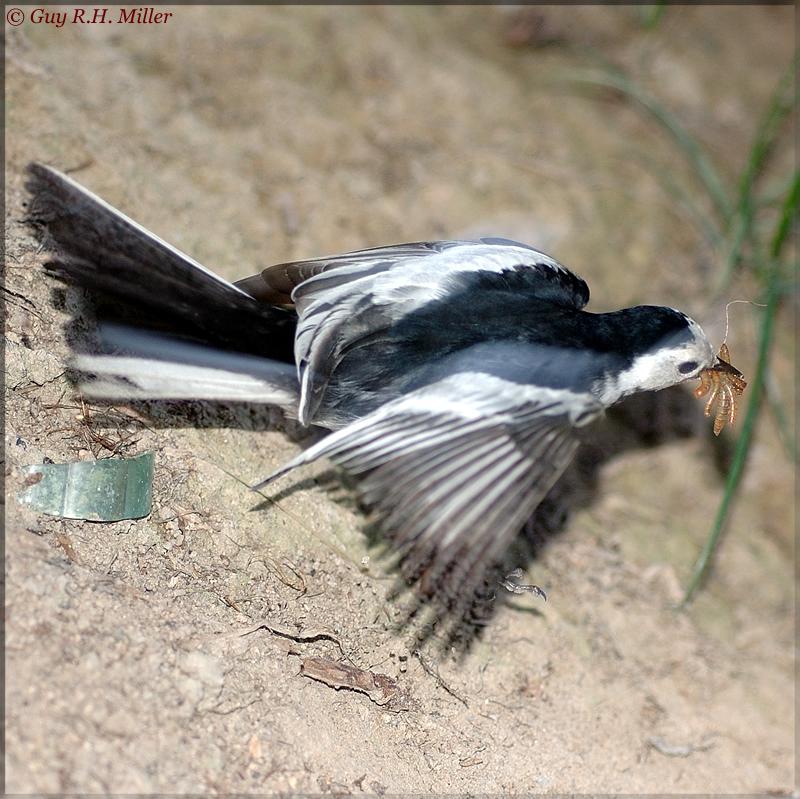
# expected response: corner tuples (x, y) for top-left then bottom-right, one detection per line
(499, 569), (547, 601)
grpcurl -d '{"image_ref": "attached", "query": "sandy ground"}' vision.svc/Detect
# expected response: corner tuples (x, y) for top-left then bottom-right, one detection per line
(4, 5), (796, 794)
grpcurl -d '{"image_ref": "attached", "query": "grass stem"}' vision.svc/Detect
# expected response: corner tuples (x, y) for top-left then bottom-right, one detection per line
(681, 173), (798, 605)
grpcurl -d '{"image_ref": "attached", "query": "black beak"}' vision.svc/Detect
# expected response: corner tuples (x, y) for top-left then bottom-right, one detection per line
(712, 356), (743, 378)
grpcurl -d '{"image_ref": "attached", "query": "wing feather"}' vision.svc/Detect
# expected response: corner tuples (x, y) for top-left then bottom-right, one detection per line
(235, 241), (458, 304)
(257, 375), (600, 607)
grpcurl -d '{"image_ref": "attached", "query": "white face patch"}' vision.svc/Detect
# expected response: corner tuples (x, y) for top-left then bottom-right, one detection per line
(594, 315), (715, 406)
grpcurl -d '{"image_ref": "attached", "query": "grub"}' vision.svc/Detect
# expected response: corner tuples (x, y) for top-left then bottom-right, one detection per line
(694, 343), (747, 436)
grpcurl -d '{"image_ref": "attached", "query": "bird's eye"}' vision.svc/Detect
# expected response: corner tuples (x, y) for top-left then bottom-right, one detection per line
(678, 360), (699, 374)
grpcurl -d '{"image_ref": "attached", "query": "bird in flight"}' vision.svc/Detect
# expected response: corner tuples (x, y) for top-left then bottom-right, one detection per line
(25, 162), (726, 614)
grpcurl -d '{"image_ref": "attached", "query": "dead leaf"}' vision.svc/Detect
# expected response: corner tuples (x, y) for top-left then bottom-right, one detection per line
(300, 656), (406, 708)
(55, 531), (80, 564)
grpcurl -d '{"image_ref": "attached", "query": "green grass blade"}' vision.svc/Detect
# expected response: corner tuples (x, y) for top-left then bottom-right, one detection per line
(768, 173), (800, 260)
(681, 278), (779, 605)
(717, 57), (797, 291)
(566, 68), (733, 224)
(681, 172), (799, 606)
(756, 174), (798, 209)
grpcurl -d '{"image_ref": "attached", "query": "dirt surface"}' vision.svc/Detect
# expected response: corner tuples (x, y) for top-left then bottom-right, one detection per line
(4, 6), (795, 794)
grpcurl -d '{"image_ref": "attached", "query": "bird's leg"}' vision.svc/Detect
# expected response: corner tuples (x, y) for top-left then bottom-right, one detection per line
(499, 568), (547, 601)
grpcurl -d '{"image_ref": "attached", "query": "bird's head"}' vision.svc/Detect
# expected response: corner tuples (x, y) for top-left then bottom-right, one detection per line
(597, 306), (715, 404)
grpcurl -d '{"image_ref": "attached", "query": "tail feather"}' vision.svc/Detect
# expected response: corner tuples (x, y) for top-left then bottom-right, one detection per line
(25, 162), (297, 362)
(25, 163), (248, 295)
(70, 322), (299, 408)
(76, 323), (298, 402)
(74, 354), (299, 407)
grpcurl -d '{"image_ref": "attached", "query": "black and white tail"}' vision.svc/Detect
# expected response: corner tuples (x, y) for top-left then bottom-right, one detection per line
(25, 163), (300, 411)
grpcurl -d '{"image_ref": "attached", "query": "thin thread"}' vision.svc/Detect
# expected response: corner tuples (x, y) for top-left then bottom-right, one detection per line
(722, 299), (767, 345)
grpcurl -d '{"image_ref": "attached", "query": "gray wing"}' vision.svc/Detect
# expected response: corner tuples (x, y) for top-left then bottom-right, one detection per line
(235, 237), (583, 307)
(257, 374), (602, 609)
(235, 240), (462, 304)
(237, 238), (587, 425)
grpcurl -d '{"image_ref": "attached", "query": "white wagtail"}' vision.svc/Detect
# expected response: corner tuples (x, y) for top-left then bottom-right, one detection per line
(26, 162), (727, 606)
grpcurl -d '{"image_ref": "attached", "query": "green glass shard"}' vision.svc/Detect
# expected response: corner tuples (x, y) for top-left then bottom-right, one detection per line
(17, 452), (154, 521)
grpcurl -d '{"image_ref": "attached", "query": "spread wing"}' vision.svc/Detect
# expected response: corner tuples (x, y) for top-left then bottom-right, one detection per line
(257, 373), (602, 610)
(238, 238), (590, 425)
